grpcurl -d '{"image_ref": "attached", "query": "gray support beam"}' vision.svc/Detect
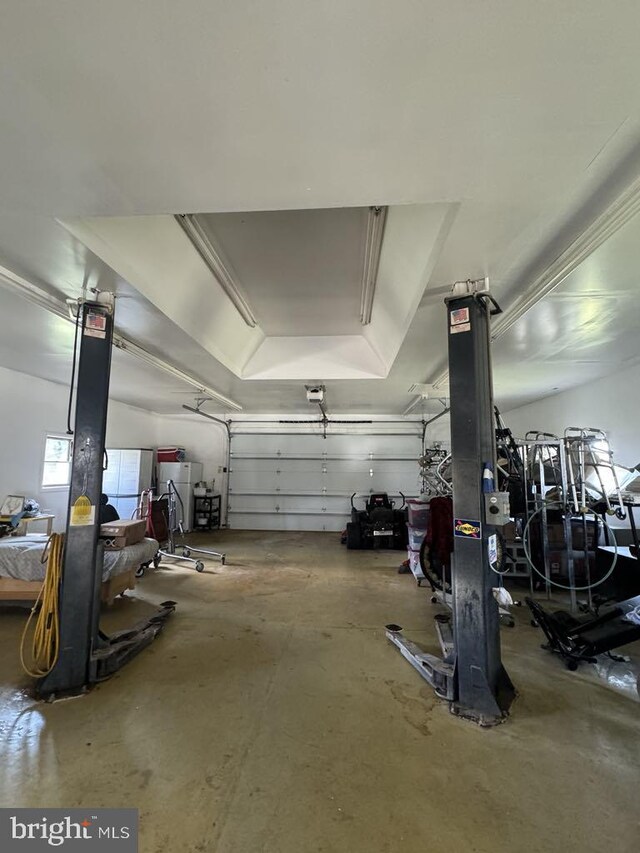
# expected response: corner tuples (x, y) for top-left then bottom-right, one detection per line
(446, 293), (514, 724)
(38, 301), (114, 697)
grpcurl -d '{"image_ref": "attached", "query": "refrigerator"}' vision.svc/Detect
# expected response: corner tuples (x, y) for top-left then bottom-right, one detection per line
(157, 461), (203, 532)
(103, 449), (154, 520)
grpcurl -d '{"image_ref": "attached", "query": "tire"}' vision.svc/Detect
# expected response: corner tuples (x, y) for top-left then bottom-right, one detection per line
(346, 522), (362, 550)
(195, 561), (205, 572)
(419, 538), (451, 594)
(494, 531), (507, 573)
(182, 548), (191, 558)
(135, 565), (146, 578)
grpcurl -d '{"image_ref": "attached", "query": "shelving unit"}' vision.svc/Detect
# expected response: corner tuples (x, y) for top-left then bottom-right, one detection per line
(193, 494), (221, 531)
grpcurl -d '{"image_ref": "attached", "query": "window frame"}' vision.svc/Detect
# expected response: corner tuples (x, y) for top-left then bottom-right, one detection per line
(41, 434), (73, 490)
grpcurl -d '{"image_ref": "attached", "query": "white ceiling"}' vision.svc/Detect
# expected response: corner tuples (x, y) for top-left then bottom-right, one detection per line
(0, 2), (640, 416)
(492, 210), (640, 405)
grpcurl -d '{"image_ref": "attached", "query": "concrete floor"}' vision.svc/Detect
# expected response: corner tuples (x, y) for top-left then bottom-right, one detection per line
(0, 530), (639, 853)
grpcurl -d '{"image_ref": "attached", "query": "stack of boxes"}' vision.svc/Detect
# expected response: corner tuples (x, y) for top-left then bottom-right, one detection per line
(406, 499), (430, 583)
(547, 518), (599, 579)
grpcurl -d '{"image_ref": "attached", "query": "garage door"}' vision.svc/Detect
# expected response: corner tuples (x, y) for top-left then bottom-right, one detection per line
(228, 431), (423, 530)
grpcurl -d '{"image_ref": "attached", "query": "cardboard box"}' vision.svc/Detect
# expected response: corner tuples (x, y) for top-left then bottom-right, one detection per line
(100, 519), (146, 550)
(547, 520), (598, 550)
(548, 550), (594, 581)
(502, 520), (517, 541)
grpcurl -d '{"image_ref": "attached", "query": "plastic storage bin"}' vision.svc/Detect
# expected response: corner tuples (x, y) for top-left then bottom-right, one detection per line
(407, 524), (427, 551)
(157, 447), (186, 463)
(407, 499), (430, 528)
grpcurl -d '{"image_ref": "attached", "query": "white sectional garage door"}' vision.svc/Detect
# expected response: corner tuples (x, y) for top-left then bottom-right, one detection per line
(228, 432), (423, 530)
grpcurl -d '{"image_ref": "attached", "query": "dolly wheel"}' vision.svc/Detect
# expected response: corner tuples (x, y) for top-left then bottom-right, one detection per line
(196, 561), (205, 572)
(221, 555), (226, 566)
(566, 659), (579, 672)
(183, 548), (191, 558)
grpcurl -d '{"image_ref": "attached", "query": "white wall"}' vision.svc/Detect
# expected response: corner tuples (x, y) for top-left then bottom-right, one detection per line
(503, 362), (640, 466)
(0, 366), (158, 532)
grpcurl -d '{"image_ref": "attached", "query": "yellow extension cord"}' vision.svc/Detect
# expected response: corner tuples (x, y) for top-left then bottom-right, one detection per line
(20, 533), (63, 677)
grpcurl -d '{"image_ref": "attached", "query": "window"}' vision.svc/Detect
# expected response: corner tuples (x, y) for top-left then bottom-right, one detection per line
(42, 435), (73, 488)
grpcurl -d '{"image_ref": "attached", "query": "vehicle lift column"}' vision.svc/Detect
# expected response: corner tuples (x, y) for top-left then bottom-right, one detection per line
(447, 288), (514, 723)
(386, 284), (514, 725)
(38, 297), (174, 699)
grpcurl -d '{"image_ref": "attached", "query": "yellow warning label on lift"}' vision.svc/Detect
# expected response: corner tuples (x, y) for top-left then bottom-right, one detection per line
(69, 495), (95, 526)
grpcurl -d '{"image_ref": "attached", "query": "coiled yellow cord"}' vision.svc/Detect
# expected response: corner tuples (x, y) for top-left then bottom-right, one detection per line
(20, 533), (63, 677)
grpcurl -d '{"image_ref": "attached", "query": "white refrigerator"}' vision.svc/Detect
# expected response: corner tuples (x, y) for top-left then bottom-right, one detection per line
(157, 461), (203, 532)
(103, 449), (154, 520)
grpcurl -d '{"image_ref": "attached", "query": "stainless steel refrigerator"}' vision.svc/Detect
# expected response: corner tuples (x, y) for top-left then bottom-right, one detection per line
(157, 461), (203, 532)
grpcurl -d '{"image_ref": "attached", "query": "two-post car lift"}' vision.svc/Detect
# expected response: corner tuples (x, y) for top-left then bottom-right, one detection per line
(386, 282), (515, 726)
(37, 296), (174, 700)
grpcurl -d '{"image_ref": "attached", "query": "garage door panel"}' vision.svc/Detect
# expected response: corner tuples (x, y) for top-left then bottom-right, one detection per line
(322, 471), (419, 493)
(231, 458), (328, 474)
(230, 472), (325, 493)
(230, 494), (345, 513)
(229, 431), (421, 530)
(229, 512), (340, 531)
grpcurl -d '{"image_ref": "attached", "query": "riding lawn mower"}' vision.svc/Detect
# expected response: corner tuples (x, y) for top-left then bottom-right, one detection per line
(345, 492), (408, 550)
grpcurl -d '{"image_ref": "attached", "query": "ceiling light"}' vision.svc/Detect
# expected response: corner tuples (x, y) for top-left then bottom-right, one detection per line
(113, 338), (242, 411)
(175, 214), (258, 328)
(403, 383), (448, 416)
(408, 383), (431, 396)
(402, 396), (426, 416)
(0, 265), (70, 323)
(360, 206), (388, 325)
(0, 263), (242, 412)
